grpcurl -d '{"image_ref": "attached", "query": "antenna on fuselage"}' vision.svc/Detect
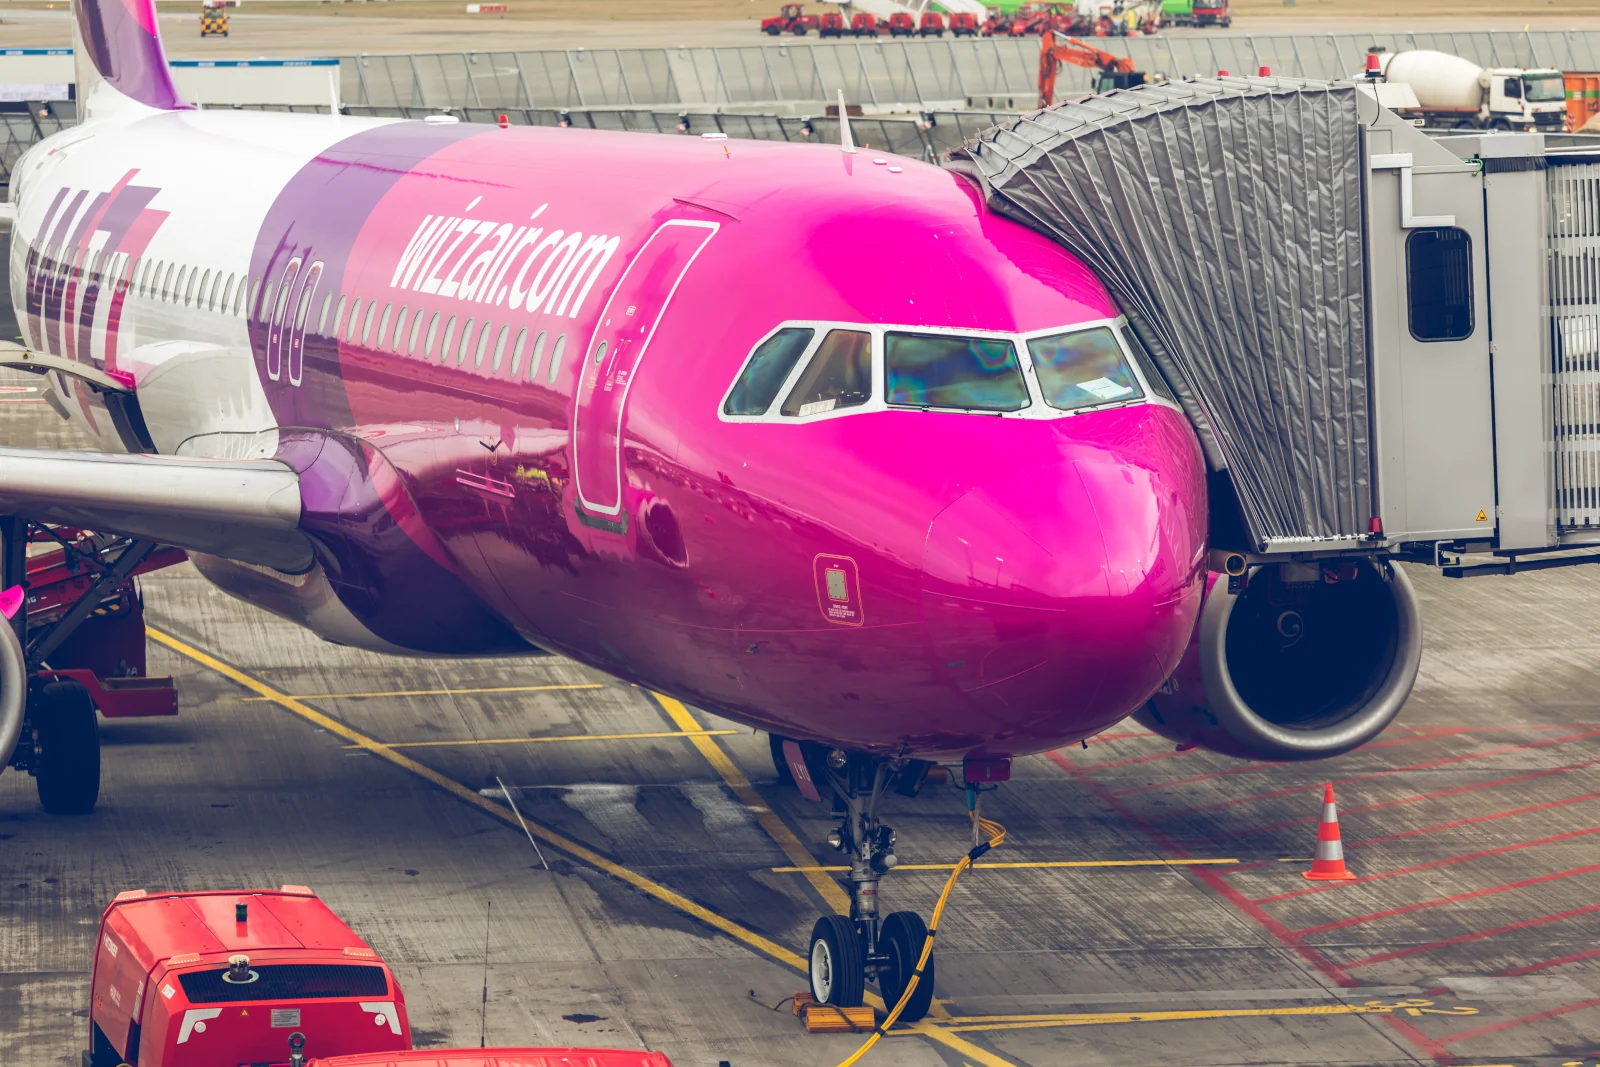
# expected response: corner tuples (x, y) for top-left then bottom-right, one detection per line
(837, 89), (856, 154)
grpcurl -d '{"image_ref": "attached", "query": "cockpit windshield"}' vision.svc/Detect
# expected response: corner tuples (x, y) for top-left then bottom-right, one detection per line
(1026, 327), (1144, 412)
(884, 332), (1030, 412)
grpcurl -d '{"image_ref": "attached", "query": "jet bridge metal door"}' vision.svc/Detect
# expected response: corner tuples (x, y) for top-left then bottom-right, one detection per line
(1365, 140), (1496, 544)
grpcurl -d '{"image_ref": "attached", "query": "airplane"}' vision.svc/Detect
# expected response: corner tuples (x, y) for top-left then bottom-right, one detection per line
(0, 0), (1421, 1020)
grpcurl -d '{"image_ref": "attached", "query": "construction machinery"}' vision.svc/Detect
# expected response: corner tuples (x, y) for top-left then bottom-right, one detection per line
(1037, 29), (1143, 108)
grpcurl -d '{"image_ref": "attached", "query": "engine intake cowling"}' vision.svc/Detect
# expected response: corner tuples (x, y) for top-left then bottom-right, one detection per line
(1135, 559), (1421, 760)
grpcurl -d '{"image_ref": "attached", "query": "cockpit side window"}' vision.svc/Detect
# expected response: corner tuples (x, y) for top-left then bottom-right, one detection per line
(1027, 327), (1144, 412)
(781, 329), (873, 417)
(1119, 325), (1176, 403)
(885, 332), (1029, 412)
(725, 328), (815, 415)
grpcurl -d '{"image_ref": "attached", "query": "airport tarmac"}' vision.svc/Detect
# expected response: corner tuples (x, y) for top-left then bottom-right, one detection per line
(4, 244), (1600, 1067)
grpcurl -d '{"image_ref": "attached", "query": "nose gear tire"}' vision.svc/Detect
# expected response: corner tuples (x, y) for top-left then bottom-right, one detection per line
(878, 911), (935, 1022)
(809, 915), (865, 1008)
(34, 679), (100, 815)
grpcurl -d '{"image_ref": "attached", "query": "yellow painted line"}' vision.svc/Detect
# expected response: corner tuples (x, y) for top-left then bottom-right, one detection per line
(339, 729), (737, 750)
(771, 859), (1240, 873)
(147, 628), (806, 973)
(243, 683), (604, 701)
(648, 692), (852, 916)
(647, 692), (1019, 1067)
(928, 1002), (1406, 1034)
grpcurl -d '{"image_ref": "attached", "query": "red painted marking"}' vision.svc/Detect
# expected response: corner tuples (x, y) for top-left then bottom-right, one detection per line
(1500, 946), (1600, 977)
(1343, 790), (1600, 849)
(1112, 728), (1463, 796)
(1256, 824), (1600, 904)
(1169, 728), (1600, 818)
(1344, 903), (1600, 969)
(1044, 749), (1459, 1064)
(1236, 758), (1600, 838)
(1436, 996), (1600, 1046)
(1293, 862), (1600, 936)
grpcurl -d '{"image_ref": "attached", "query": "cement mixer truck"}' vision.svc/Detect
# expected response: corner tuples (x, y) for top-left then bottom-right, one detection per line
(1367, 49), (1567, 131)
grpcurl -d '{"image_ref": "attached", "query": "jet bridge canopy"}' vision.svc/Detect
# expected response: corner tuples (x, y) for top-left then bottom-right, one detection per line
(951, 76), (1372, 554)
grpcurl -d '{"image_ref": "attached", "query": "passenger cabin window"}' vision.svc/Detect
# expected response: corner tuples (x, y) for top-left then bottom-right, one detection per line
(725, 328), (814, 415)
(1406, 227), (1474, 342)
(1027, 327), (1143, 412)
(528, 331), (546, 380)
(548, 334), (566, 383)
(885, 332), (1028, 412)
(781, 329), (872, 417)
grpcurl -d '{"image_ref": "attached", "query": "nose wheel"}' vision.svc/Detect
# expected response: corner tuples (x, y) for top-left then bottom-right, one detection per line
(808, 915), (865, 1007)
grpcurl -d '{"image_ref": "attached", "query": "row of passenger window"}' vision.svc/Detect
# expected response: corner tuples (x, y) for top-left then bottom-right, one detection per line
(324, 294), (568, 385)
(722, 320), (1173, 420)
(33, 240), (574, 386)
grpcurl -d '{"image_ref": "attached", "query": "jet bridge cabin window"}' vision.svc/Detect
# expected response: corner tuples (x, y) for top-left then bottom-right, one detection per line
(885, 332), (1029, 412)
(1406, 227), (1474, 342)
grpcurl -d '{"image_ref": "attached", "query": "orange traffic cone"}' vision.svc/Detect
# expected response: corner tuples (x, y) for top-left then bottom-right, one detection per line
(1304, 783), (1357, 882)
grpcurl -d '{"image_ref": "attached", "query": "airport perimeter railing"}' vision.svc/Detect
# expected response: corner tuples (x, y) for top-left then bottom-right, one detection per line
(340, 29), (1600, 110)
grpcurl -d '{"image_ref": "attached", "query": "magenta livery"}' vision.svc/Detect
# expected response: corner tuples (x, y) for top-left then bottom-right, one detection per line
(10, 0), (1209, 764)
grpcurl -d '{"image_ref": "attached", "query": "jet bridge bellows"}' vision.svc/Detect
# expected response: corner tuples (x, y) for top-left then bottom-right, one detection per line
(951, 77), (1371, 553)
(955, 78), (1600, 566)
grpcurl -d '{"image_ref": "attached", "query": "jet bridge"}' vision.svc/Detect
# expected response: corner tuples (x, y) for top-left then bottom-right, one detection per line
(951, 75), (1588, 575)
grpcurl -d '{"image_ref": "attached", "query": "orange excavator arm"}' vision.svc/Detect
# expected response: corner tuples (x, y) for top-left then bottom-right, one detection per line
(1038, 29), (1136, 108)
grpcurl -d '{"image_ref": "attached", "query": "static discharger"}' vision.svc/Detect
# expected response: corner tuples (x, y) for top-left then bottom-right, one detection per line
(1304, 783), (1357, 882)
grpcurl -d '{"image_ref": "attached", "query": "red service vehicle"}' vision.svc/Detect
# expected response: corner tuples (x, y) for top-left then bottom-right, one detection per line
(949, 11), (979, 34)
(308, 1050), (674, 1067)
(886, 11), (916, 35)
(87, 887), (411, 1067)
(818, 11), (846, 35)
(3, 520), (186, 817)
(918, 10), (945, 35)
(850, 11), (878, 34)
(759, 3), (819, 34)
(1192, 0), (1230, 27)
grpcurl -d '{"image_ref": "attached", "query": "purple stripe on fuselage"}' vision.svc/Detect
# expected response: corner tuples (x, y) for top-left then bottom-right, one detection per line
(248, 121), (521, 655)
(248, 120), (487, 430)
(74, 0), (190, 111)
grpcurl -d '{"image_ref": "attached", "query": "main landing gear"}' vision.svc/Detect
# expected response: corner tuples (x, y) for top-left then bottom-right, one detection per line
(803, 749), (939, 1022)
(1, 519), (181, 814)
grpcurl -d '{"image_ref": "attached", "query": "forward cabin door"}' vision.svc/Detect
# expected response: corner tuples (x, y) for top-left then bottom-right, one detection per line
(572, 219), (718, 529)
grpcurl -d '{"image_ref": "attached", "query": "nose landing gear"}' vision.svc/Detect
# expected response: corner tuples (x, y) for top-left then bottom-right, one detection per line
(803, 750), (988, 1025)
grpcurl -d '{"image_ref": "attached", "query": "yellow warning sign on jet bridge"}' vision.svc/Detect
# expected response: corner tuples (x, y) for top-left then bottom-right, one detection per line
(1475, 509), (1489, 522)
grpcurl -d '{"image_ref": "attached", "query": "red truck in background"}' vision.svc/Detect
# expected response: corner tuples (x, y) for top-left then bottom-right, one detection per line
(760, 3), (820, 34)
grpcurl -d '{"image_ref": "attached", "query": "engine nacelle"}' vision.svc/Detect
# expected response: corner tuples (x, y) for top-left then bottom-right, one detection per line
(1135, 558), (1421, 760)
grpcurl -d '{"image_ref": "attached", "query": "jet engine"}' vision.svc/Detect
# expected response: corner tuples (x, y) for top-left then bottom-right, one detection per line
(1135, 558), (1421, 760)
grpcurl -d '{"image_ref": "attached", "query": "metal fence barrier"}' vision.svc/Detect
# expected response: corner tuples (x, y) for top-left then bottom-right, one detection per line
(340, 30), (1600, 110)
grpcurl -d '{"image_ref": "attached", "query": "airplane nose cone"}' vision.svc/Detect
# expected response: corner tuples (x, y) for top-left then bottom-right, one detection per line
(920, 456), (1203, 746)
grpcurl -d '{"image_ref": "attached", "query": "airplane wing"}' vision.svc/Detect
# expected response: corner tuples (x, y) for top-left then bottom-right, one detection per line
(0, 447), (311, 572)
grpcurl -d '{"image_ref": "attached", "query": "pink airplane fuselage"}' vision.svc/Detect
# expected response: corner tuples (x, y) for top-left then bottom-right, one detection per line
(12, 113), (1208, 759)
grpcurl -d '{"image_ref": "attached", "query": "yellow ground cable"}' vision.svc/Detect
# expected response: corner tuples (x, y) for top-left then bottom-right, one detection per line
(831, 813), (1007, 1067)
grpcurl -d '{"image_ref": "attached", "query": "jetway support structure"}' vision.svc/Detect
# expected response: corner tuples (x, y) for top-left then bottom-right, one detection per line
(952, 78), (1600, 578)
